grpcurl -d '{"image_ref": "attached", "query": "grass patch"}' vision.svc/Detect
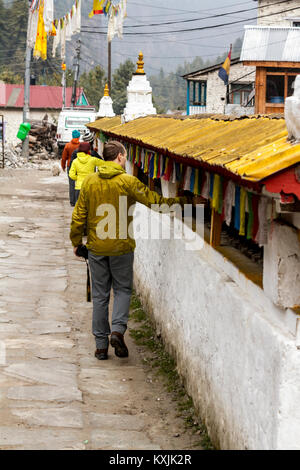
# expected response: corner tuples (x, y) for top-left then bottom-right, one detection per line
(129, 291), (214, 451)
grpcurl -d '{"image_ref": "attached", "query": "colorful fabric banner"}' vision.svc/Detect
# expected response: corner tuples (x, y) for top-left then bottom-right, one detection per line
(247, 192), (254, 240)
(171, 161), (176, 184)
(218, 45), (232, 85)
(89, 0), (105, 17)
(209, 173), (214, 199)
(239, 187), (247, 236)
(212, 174), (221, 211)
(183, 167), (192, 191)
(201, 172), (210, 200)
(252, 194), (259, 240)
(163, 157), (172, 181)
(224, 180), (235, 226)
(34, 0), (47, 60)
(234, 186), (240, 231)
(255, 197), (269, 246)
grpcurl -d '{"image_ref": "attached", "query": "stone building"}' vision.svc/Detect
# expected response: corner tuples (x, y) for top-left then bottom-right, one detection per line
(182, 59), (255, 116)
(241, 0), (300, 114)
(254, 0), (300, 26)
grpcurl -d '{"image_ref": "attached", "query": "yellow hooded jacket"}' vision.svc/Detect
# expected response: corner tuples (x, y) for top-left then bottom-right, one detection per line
(69, 152), (103, 190)
(70, 161), (186, 256)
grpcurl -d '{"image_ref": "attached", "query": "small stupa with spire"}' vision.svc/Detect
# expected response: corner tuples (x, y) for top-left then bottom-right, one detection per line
(122, 52), (157, 123)
(97, 83), (115, 118)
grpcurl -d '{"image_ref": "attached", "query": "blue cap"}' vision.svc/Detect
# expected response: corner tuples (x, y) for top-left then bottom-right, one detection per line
(72, 130), (80, 138)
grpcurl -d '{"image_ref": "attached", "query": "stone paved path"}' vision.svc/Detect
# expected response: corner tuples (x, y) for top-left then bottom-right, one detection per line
(0, 168), (202, 451)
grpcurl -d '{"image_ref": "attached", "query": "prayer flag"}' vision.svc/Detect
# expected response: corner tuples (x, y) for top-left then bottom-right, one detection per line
(218, 45), (232, 86)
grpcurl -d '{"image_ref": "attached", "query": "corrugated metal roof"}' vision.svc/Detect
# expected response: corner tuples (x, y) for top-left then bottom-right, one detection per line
(241, 26), (300, 62)
(87, 115), (300, 183)
(0, 84), (87, 109)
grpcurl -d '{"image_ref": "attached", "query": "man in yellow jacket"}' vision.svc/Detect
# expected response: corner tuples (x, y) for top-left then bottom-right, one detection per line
(70, 141), (186, 361)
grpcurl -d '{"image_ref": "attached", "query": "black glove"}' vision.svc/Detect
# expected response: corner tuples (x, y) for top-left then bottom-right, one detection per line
(76, 244), (89, 259)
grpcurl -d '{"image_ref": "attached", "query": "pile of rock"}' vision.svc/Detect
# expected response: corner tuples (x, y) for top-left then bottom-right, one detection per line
(4, 144), (58, 170)
(3, 115), (60, 169)
(28, 115), (58, 158)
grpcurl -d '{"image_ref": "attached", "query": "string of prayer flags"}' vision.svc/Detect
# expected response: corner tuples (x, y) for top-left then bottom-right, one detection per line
(28, 0), (81, 60)
(116, 140), (270, 246)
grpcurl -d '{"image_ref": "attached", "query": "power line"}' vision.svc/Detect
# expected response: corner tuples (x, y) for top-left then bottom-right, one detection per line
(81, 4), (300, 36)
(83, 0), (294, 30)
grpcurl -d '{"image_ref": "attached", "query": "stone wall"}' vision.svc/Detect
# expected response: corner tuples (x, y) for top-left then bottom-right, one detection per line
(133, 203), (300, 449)
(204, 63), (255, 114)
(257, 0), (300, 26)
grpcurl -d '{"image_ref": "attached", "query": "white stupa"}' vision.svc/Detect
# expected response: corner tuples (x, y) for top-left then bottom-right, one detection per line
(122, 52), (157, 123)
(97, 84), (115, 118)
(285, 75), (300, 142)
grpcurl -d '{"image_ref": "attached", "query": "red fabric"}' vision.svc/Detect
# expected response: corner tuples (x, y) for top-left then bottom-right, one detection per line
(163, 158), (173, 181)
(61, 138), (80, 170)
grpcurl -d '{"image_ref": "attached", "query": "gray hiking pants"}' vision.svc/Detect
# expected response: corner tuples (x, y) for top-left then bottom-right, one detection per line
(88, 251), (134, 349)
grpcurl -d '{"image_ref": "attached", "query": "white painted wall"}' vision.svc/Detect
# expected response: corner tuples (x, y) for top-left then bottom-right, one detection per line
(0, 109), (58, 145)
(263, 220), (300, 309)
(257, 0), (300, 26)
(133, 204), (300, 449)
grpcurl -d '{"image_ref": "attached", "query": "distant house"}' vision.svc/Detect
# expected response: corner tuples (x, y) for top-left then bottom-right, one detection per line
(0, 84), (89, 144)
(241, 0), (300, 114)
(182, 58), (255, 117)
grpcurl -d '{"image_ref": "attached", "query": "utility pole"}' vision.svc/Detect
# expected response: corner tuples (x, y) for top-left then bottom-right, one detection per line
(61, 63), (66, 108)
(22, 0), (32, 159)
(108, 40), (111, 93)
(71, 40), (81, 108)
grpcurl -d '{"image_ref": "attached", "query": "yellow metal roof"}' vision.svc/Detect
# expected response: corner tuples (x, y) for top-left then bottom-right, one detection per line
(88, 115), (300, 182)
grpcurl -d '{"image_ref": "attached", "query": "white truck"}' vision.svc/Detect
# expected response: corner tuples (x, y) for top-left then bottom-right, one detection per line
(56, 107), (97, 152)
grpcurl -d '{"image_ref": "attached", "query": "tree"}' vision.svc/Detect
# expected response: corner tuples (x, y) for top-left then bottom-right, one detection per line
(79, 65), (106, 108)
(111, 59), (135, 115)
(0, 67), (23, 84)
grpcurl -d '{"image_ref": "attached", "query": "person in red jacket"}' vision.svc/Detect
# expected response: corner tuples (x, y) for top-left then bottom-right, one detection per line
(61, 130), (81, 206)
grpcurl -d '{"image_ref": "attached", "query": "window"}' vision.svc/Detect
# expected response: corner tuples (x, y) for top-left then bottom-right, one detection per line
(230, 83), (253, 106)
(288, 75), (296, 97)
(65, 117), (91, 128)
(292, 21), (300, 27)
(191, 81), (207, 106)
(266, 75), (284, 103)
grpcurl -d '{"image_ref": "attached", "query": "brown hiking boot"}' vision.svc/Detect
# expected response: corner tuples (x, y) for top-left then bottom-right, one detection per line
(95, 348), (108, 360)
(110, 332), (128, 358)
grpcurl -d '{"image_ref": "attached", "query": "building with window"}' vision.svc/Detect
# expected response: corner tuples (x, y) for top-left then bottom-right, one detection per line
(241, 0), (300, 114)
(182, 58), (255, 116)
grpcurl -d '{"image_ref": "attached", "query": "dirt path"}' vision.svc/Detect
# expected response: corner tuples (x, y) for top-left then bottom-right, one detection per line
(0, 168), (202, 450)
